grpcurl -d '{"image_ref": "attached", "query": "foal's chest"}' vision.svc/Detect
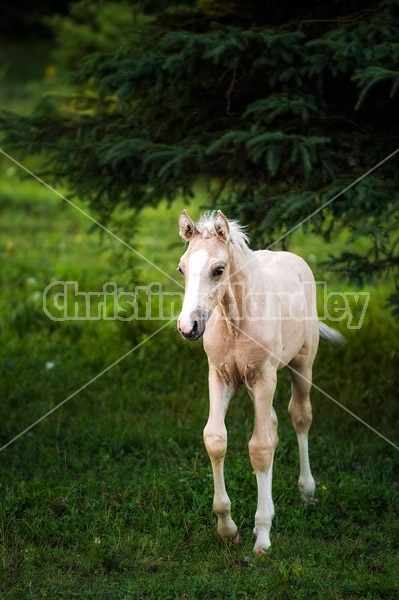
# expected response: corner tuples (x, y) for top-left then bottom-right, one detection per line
(203, 322), (271, 387)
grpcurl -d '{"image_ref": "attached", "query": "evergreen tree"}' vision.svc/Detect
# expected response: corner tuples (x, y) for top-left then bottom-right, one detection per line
(1, 0), (399, 311)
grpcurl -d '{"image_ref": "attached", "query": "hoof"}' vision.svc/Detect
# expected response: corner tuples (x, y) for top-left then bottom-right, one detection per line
(217, 516), (239, 542)
(231, 531), (240, 545)
(218, 529), (240, 546)
(300, 492), (313, 504)
(299, 478), (316, 501)
(252, 527), (271, 554)
(252, 542), (271, 556)
(299, 485), (317, 505)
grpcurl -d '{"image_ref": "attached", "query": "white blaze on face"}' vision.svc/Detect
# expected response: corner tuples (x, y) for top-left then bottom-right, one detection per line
(179, 249), (208, 333)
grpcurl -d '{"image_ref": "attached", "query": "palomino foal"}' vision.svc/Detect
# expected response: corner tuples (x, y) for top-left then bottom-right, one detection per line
(177, 210), (343, 555)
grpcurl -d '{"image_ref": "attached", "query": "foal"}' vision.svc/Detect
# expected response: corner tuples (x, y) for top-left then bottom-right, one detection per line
(177, 210), (343, 555)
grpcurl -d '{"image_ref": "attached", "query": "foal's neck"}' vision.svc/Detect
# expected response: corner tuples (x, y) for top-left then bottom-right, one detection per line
(221, 243), (262, 332)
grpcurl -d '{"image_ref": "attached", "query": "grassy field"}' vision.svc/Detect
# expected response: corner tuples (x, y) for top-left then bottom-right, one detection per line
(1, 45), (399, 599)
(0, 164), (398, 599)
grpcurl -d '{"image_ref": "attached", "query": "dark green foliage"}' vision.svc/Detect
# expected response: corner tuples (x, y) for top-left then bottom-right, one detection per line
(44, 2), (139, 73)
(1, 0), (399, 308)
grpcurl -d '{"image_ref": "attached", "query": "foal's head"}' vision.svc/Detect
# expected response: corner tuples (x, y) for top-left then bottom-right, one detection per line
(177, 210), (244, 340)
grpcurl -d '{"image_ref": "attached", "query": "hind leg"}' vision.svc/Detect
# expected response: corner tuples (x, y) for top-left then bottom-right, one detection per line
(288, 363), (315, 500)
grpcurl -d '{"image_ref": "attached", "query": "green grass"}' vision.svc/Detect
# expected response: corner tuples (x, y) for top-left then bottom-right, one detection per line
(0, 165), (398, 599)
(1, 48), (399, 598)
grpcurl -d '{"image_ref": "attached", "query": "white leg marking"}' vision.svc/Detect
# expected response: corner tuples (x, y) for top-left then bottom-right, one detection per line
(297, 432), (315, 498)
(253, 461), (275, 554)
(288, 367), (315, 500)
(248, 374), (278, 555)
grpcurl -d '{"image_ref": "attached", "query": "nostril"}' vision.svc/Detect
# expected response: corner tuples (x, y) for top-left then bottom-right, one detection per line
(192, 320), (199, 335)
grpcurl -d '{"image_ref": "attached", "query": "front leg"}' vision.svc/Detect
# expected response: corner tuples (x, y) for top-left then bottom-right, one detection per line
(247, 366), (278, 555)
(203, 367), (238, 542)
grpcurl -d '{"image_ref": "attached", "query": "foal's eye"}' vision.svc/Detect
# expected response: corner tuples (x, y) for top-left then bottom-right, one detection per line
(178, 266), (184, 277)
(212, 266), (224, 278)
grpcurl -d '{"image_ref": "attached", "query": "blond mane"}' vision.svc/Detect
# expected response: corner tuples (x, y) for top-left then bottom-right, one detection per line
(195, 211), (250, 247)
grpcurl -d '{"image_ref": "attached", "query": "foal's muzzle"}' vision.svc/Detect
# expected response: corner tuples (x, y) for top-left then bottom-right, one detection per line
(177, 313), (206, 341)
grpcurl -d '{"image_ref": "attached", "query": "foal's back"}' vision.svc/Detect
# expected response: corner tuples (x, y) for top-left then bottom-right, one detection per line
(254, 249), (319, 364)
(255, 249), (317, 310)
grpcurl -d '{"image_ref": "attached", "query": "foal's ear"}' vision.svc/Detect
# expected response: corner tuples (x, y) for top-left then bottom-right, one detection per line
(214, 210), (230, 243)
(179, 210), (197, 240)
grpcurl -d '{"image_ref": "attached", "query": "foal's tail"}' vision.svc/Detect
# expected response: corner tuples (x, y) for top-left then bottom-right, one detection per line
(319, 322), (346, 346)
